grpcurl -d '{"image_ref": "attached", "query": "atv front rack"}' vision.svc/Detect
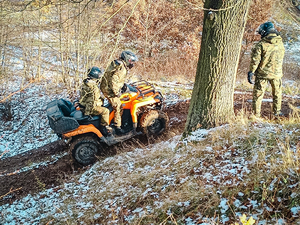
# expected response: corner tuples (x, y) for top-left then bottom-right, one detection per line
(130, 80), (163, 100)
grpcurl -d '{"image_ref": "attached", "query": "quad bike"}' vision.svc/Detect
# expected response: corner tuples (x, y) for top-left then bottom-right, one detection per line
(46, 80), (169, 166)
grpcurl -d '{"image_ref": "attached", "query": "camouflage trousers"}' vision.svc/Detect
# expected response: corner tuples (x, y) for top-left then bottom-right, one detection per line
(252, 77), (282, 116)
(105, 96), (122, 127)
(85, 102), (110, 126)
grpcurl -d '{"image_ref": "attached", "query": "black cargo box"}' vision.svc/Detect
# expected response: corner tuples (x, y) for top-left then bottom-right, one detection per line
(46, 99), (79, 134)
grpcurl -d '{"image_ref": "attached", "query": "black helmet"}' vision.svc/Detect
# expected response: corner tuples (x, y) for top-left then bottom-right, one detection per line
(120, 51), (138, 68)
(258, 22), (276, 37)
(87, 67), (102, 79)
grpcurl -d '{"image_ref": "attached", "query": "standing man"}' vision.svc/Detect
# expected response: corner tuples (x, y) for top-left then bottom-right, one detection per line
(100, 51), (138, 135)
(247, 22), (285, 119)
(79, 67), (112, 134)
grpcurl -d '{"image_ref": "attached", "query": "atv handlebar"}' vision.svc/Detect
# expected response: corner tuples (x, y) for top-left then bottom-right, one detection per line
(121, 83), (138, 94)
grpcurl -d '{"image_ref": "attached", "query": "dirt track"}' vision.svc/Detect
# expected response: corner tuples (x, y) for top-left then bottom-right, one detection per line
(0, 92), (299, 206)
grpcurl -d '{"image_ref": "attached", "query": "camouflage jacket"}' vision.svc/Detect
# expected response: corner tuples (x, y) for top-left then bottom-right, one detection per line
(249, 33), (285, 79)
(100, 59), (127, 98)
(79, 78), (104, 114)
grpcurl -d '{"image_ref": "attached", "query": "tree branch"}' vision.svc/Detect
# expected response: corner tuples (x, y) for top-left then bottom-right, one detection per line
(0, 187), (22, 200)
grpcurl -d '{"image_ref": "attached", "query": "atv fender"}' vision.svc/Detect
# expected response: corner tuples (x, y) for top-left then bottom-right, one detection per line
(131, 98), (156, 123)
(62, 124), (103, 139)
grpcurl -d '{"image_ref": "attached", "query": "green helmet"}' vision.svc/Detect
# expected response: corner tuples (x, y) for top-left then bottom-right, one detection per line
(87, 67), (102, 79)
(120, 51), (138, 68)
(258, 22), (277, 37)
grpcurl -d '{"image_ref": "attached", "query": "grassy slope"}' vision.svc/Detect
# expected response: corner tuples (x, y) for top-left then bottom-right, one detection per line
(2, 115), (299, 224)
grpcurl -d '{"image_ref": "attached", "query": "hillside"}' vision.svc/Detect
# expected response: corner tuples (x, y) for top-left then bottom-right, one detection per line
(0, 0), (300, 224)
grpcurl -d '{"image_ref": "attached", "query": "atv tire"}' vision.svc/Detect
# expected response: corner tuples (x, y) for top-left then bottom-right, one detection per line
(140, 110), (169, 135)
(71, 136), (100, 166)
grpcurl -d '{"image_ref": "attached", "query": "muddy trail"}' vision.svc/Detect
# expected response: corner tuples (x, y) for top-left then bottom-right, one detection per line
(0, 92), (299, 206)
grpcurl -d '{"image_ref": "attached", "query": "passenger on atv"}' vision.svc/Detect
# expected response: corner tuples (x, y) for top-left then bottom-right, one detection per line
(78, 80), (138, 137)
(78, 67), (112, 135)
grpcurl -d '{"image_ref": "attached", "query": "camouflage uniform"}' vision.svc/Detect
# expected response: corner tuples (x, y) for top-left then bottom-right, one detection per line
(249, 33), (285, 116)
(100, 59), (128, 127)
(79, 78), (110, 126)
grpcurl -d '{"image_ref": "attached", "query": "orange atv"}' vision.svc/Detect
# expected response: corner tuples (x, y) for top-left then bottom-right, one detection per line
(46, 80), (169, 166)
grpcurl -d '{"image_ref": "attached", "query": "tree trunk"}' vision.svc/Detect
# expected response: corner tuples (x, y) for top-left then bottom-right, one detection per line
(184, 0), (251, 134)
(37, 8), (42, 79)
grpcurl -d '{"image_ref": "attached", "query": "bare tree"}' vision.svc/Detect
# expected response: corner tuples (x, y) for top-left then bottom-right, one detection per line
(184, 0), (252, 134)
(0, 0), (272, 104)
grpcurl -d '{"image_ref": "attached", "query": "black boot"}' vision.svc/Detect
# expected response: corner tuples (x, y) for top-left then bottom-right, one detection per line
(105, 126), (113, 136)
(99, 126), (108, 136)
(105, 126), (112, 133)
(99, 125), (113, 136)
(115, 127), (125, 136)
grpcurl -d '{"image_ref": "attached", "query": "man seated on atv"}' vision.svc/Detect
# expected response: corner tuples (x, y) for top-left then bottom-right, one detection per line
(100, 50), (138, 135)
(79, 67), (112, 134)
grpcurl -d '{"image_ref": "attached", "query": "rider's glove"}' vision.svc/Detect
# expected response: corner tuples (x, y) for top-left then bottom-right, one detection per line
(247, 71), (254, 84)
(121, 83), (127, 94)
(120, 83), (127, 94)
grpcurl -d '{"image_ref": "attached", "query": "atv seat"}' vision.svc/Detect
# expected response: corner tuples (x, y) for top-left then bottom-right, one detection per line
(70, 110), (86, 119)
(57, 99), (76, 117)
(76, 115), (101, 129)
(69, 108), (101, 128)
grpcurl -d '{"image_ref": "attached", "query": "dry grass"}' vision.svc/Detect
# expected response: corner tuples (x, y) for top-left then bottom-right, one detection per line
(34, 111), (300, 224)
(133, 52), (198, 82)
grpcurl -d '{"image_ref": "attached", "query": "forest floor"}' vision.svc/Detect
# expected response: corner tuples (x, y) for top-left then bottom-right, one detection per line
(1, 91), (300, 207)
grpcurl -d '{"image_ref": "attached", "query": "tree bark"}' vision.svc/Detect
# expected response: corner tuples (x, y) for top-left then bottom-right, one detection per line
(184, 0), (251, 134)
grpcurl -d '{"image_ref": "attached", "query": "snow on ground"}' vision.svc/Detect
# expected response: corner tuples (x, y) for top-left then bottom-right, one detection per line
(0, 152), (68, 177)
(0, 76), (68, 159)
(0, 129), (215, 224)
(285, 42), (300, 65)
(1, 122), (298, 224)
